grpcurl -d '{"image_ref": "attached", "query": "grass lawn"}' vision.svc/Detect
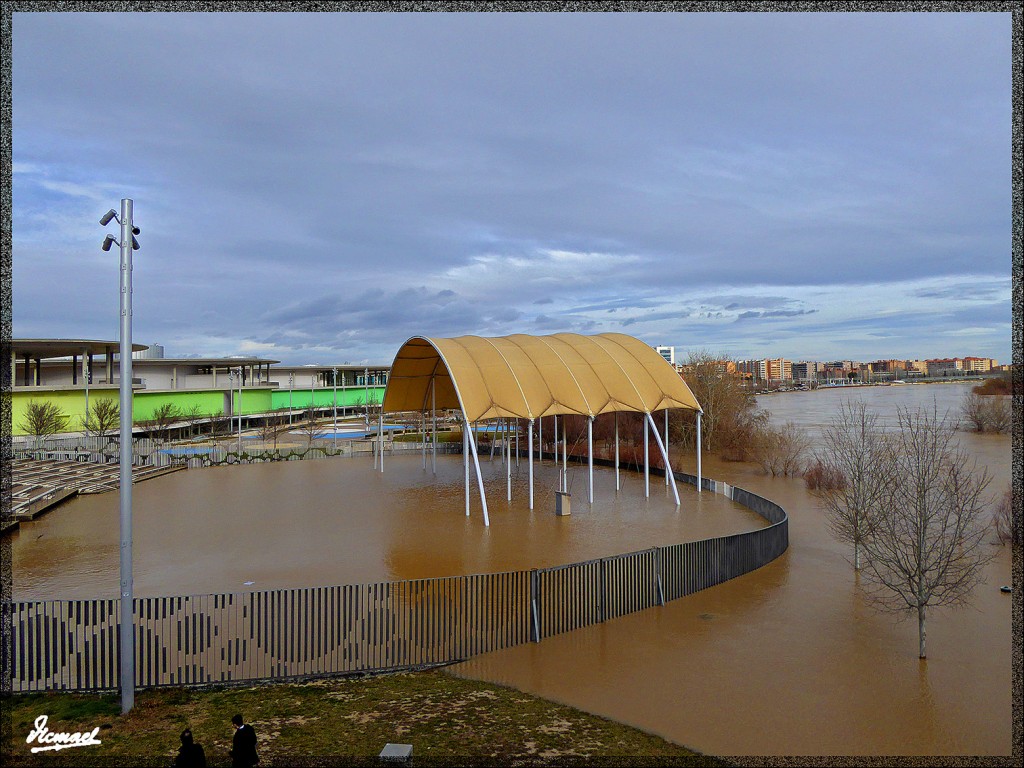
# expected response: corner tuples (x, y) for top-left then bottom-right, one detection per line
(2, 669), (727, 767)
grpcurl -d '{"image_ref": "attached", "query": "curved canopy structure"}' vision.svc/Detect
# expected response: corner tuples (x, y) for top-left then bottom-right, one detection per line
(383, 333), (702, 423)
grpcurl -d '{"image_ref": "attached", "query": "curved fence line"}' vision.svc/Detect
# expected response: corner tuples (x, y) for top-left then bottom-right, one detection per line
(4, 471), (787, 692)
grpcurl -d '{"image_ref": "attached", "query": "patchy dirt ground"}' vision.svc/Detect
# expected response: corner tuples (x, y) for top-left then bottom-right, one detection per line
(2, 669), (728, 766)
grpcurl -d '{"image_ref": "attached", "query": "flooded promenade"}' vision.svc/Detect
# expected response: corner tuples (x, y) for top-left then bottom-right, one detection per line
(8, 381), (1013, 755)
(450, 382), (1014, 755)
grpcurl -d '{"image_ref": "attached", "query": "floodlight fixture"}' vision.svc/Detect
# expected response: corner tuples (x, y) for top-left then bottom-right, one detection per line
(100, 209), (118, 226)
(131, 235), (141, 250)
(102, 234), (118, 251)
(132, 226), (140, 235)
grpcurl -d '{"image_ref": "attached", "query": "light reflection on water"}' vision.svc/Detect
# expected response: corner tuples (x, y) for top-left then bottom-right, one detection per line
(11, 451), (757, 600)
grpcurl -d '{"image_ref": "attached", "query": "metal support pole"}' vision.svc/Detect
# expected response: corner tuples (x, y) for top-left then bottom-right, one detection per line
(333, 367), (337, 450)
(647, 412), (680, 507)
(562, 418), (568, 493)
(528, 419), (534, 510)
(422, 410), (426, 469)
(289, 374), (293, 425)
(431, 378), (436, 474)
(614, 411), (620, 491)
(117, 198), (135, 714)
(588, 415), (594, 504)
(538, 417), (542, 464)
(696, 410), (703, 493)
(506, 420), (512, 502)
(515, 420), (520, 468)
(644, 411), (649, 498)
(379, 408), (384, 473)
(553, 415), (558, 468)
(464, 419), (470, 516)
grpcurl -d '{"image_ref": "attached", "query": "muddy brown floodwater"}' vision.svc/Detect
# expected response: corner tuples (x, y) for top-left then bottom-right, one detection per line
(9, 382), (1014, 756)
(450, 383), (1014, 756)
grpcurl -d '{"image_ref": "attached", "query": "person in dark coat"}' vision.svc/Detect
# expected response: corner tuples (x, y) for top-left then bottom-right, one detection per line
(230, 713), (259, 768)
(171, 728), (207, 768)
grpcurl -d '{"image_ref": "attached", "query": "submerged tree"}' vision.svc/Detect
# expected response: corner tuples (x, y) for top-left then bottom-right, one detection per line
(811, 400), (895, 570)
(858, 405), (994, 659)
(674, 350), (765, 460)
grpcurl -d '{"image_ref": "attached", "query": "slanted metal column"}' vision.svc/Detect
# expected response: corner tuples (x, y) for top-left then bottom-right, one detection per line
(664, 409), (670, 486)
(647, 412), (680, 507)
(465, 416), (490, 526)
(644, 411), (650, 498)
(528, 419), (534, 509)
(464, 418), (470, 515)
(378, 408), (384, 472)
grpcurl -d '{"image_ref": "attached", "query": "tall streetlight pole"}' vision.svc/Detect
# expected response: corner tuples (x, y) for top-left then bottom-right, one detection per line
(234, 367), (242, 452)
(101, 200), (140, 715)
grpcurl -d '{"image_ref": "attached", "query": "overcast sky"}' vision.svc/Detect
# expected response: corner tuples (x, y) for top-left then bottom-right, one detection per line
(11, 11), (1013, 366)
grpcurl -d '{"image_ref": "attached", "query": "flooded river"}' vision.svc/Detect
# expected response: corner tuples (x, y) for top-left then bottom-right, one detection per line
(450, 382), (1014, 756)
(8, 381), (1013, 755)
(11, 448), (758, 599)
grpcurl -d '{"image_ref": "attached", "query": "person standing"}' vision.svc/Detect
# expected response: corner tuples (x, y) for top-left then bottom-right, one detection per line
(171, 728), (206, 768)
(230, 714), (259, 767)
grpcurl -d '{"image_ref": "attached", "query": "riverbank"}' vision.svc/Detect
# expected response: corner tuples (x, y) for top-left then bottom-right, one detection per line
(2, 669), (727, 766)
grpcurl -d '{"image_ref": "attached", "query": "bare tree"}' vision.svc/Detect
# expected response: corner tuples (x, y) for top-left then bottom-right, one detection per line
(811, 401), (895, 570)
(859, 405), (994, 659)
(258, 409), (290, 449)
(147, 402), (181, 442)
(181, 404), (205, 439)
(992, 485), (1018, 546)
(298, 409), (327, 446)
(19, 401), (69, 450)
(83, 398), (120, 440)
(751, 420), (811, 477)
(961, 391), (1011, 434)
(675, 350), (765, 460)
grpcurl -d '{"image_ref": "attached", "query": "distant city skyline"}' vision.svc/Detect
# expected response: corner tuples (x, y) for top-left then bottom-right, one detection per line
(11, 12), (1013, 367)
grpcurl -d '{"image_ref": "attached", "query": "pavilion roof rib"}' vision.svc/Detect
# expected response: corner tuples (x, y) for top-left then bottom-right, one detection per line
(381, 332), (702, 422)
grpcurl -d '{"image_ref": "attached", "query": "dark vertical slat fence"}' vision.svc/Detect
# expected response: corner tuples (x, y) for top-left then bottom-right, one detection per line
(6, 476), (786, 691)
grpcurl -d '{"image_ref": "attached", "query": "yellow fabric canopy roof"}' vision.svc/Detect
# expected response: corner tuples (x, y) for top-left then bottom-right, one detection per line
(382, 333), (702, 423)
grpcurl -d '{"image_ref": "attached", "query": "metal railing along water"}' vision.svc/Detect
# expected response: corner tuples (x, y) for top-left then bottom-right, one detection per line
(5, 470), (787, 692)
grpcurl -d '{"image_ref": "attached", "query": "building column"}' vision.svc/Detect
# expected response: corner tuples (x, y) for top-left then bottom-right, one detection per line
(72, 354), (78, 385)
